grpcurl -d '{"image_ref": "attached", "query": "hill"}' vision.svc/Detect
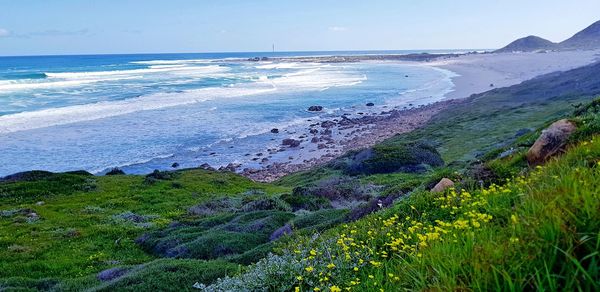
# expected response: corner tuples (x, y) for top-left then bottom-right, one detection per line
(560, 20), (600, 49)
(496, 19), (600, 52)
(495, 35), (556, 53)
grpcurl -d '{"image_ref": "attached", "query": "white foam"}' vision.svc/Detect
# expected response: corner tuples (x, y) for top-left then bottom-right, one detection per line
(0, 65), (229, 92)
(130, 59), (215, 65)
(0, 76), (142, 91)
(255, 62), (327, 70)
(0, 85), (276, 134)
(0, 64), (365, 134)
(44, 65), (227, 79)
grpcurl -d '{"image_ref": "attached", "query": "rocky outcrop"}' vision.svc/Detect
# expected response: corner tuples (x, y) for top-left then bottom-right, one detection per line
(308, 105), (323, 112)
(526, 119), (577, 165)
(97, 267), (130, 281)
(430, 178), (455, 193)
(282, 138), (301, 147)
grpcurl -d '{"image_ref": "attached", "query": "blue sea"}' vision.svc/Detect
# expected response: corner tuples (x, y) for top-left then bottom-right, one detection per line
(0, 51), (461, 176)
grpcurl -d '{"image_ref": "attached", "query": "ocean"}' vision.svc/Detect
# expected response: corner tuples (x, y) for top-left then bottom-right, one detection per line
(0, 51), (460, 176)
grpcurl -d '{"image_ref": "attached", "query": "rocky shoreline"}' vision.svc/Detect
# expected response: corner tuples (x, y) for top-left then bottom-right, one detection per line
(236, 99), (463, 182)
(245, 52), (467, 63)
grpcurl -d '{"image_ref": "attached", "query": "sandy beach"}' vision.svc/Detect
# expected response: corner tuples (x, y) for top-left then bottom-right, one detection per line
(237, 50), (600, 182)
(432, 50), (600, 99)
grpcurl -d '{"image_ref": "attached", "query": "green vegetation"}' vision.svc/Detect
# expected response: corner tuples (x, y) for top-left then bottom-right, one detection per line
(0, 170), (287, 289)
(2, 63), (600, 291)
(201, 99), (600, 291)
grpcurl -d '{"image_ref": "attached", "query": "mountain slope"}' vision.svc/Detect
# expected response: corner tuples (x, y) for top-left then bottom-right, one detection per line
(560, 20), (600, 49)
(495, 35), (556, 53)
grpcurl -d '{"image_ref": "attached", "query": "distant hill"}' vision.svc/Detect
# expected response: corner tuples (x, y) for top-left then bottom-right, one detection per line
(559, 20), (600, 49)
(495, 35), (556, 53)
(496, 19), (600, 53)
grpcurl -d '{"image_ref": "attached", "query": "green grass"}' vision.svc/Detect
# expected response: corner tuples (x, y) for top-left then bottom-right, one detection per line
(0, 169), (287, 280)
(202, 134), (600, 291)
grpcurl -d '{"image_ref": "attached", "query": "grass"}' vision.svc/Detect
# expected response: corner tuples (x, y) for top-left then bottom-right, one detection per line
(0, 169), (287, 281)
(202, 133), (600, 291)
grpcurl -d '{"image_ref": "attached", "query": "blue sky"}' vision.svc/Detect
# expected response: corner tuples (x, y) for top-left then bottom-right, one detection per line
(1, 0), (600, 56)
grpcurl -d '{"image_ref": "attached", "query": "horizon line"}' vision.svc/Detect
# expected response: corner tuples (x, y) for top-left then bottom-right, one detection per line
(0, 48), (493, 58)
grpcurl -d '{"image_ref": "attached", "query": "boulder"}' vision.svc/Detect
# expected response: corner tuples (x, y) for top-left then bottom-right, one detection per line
(199, 163), (215, 171)
(106, 168), (125, 175)
(308, 105), (323, 112)
(282, 138), (301, 147)
(270, 128), (279, 134)
(366, 102), (375, 107)
(320, 121), (336, 128)
(269, 224), (293, 241)
(171, 162), (179, 168)
(526, 119), (577, 165)
(431, 178), (454, 193)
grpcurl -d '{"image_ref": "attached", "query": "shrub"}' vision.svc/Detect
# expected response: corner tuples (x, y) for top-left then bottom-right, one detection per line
(84, 259), (238, 291)
(339, 142), (444, 175)
(241, 197), (292, 212)
(280, 192), (331, 211)
(105, 168), (125, 176)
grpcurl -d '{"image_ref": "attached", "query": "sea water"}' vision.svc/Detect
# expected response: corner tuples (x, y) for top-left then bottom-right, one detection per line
(0, 51), (459, 176)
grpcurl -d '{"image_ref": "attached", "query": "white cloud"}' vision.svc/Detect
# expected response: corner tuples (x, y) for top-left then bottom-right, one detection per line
(328, 26), (348, 32)
(0, 28), (10, 37)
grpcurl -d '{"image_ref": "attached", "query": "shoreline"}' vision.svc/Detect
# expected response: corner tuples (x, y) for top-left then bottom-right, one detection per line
(2, 50), (599, 181)
(237, 99), (462, 182)
(232, 50), (600, 182)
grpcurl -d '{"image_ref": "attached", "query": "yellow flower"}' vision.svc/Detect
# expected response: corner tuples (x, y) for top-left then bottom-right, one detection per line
(297, 276), (303, 281)
(314, 288), (321, 292)
(310, 249), (317, 256)
(327, 263), (336, 269)
(305, 266), (314, 273)
(295, 287), (300, 292)
(331, 286), (342, 292)
(353, 267), (359, 272)
(511, 214), (518, 224)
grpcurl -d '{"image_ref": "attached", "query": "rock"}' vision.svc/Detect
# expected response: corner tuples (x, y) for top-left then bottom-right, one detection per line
(222, 163), (241, 172)
(311, 137), (319, 143)
(309, 129), (319, 134)
(269, 224), (292, 241)
(320, 121), (336, 128)
(431, 178), (455, 193)
(282, 138), (301, 147)
(527, 119), (577, 165)
(171, 162), (179, 168)
(308, 105), (323, 112)
(199, 163), (215, 171)
(366, 102), (375, 107)
(106, 168), (125, 176)
(97, 267), (130, 282)
(270, 128), (279, 134)
(35, 201), (45, 206)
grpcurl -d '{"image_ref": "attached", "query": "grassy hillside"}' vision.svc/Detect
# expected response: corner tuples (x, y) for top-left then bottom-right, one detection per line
(200, 99), (600, 291)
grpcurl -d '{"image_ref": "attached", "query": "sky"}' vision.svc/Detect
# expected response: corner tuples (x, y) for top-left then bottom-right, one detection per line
(1, 0), (600, 56)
